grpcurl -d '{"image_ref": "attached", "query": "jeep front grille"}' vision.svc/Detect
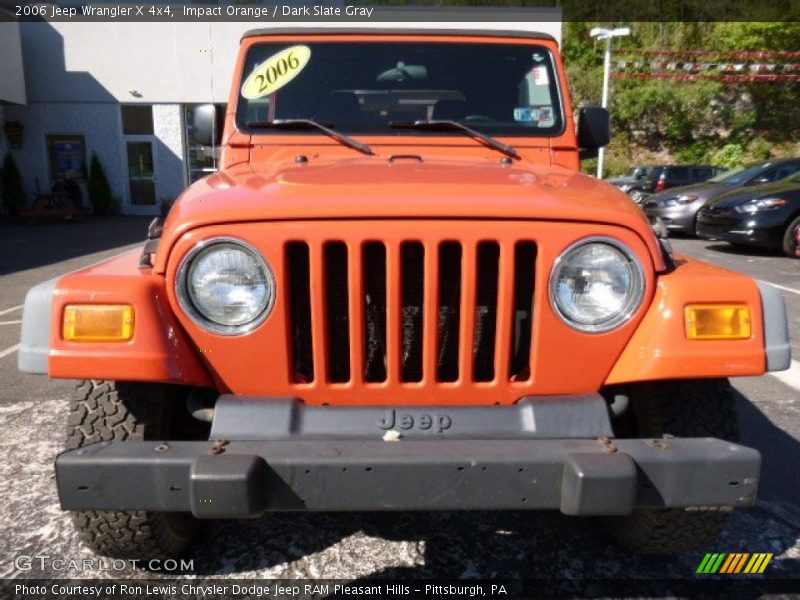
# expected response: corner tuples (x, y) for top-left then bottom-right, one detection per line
(285, 238), (536, 386)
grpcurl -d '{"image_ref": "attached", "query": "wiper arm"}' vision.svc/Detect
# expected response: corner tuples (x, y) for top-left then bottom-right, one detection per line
(390, 119), (519, 159)
(246, 119), (374, 155)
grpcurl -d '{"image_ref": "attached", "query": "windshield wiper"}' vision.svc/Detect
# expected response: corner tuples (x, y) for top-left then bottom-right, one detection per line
(246, 119), (374, 155)
(390, 120), (519, 159)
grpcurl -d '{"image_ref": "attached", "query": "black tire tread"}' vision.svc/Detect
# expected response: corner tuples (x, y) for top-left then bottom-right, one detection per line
(66, 380), (196, 559)
(608, 378), (739, 554)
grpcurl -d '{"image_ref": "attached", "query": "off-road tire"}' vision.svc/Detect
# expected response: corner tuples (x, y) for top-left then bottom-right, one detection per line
(607, 379), (739, 554)
(66, 380), (198, 559)
(781, 215), (800, 258)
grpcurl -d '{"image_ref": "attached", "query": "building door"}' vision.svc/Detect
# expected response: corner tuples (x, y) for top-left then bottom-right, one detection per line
(121, 105), (160, 215)
(125, 140), (158, 212)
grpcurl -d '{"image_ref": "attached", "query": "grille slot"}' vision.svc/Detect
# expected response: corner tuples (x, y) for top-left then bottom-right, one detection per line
(509, 242), (537, 381)
(363, 242), (387, 383)
(473, 242), (500, 382)
(437, 242), (462, 382)
(286, 242), (313, 383)
(400, 242), (424, 382)
(286, 236), (536, 387)
(324, 242), (350, 383)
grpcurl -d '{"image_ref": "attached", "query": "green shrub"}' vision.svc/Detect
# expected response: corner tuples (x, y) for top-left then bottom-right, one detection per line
(1, 153), (27, 215)
(746, 137), (772, 162)
(88, 153), (114, 215)
(710, 143), (746, 170)
(675, 141), (710, 165)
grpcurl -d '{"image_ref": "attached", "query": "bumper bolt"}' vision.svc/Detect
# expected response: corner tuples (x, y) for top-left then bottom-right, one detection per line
(209, 439), (230, 455)
(649, 439), (671, 450)
(597, 436), (618, 453)
(154, 444), (169, 452)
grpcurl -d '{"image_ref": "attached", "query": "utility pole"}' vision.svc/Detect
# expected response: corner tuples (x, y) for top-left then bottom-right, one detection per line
(589, 27), (631, 179)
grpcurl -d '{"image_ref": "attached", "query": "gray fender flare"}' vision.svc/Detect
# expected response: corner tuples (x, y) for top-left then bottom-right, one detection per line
(757, 280), (791, 372)
(18, 276), (60, 374)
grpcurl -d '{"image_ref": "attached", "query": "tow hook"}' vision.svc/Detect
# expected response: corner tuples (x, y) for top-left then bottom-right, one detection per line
(209, 439), (229, 455)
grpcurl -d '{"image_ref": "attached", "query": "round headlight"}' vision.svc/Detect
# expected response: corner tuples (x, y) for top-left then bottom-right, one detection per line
(549, 237), (645, 333)
(177, 238), (275, 335)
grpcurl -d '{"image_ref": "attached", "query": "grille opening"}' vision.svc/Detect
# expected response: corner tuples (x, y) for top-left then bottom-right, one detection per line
(473, 242), (500, 382)
(400, 242), (424, 382)
(509, 242), (536, 381)
(286, 242), (314, 383)
(437, 242), (462, 382)
(324, 242), (350, 383)
(363, 242), (387, 382)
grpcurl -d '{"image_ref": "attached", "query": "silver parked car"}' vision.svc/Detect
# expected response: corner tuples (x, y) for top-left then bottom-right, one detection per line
(607, 165), (653, 195)
(642, 158), (800, 235)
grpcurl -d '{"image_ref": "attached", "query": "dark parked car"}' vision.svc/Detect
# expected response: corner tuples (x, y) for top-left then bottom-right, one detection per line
(607, 165), (653, 195)
(696, 171), (800, 257)
(639, 165), (723, 194)
(643, 158), (800, 234)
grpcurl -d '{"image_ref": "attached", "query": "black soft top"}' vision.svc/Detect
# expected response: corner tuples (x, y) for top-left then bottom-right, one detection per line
(241, 28), (556, 43)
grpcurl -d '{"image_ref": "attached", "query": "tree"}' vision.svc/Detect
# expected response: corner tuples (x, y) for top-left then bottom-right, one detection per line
(88, 153), (114, 215)
(1, 154), (26, 215)
(565, 22), (800, 174)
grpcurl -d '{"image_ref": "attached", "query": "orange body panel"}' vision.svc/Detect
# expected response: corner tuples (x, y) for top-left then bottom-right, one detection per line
(605, 256), (766, 384)
(160, 220), (656, 404)
(48, 250), (212, 386)
(156, 160), (666, 276)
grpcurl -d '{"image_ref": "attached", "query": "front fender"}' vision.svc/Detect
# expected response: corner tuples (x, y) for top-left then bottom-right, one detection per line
(19, 249), (212, 386)
(605, 255), (789, 385)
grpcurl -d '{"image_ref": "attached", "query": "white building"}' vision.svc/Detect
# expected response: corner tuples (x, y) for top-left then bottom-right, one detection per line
(2, 15), (561, 216)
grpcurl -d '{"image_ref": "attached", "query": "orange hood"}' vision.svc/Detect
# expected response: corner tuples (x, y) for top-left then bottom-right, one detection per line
(158, 155), (665, 272)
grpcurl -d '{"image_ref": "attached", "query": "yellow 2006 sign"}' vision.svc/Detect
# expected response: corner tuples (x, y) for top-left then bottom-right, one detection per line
(241, 45), (311, 100)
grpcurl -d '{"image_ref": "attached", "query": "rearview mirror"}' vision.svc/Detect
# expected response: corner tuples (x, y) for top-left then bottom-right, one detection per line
(577, 106), (610, 159)
(193, 104), (224, 146)
(377, 62), (427, 82)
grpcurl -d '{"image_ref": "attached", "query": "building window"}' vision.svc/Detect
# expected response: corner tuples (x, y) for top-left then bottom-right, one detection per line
(121, 105), (154, 135)
(184, 104), (225, 184)
(46, 135), (87, 185)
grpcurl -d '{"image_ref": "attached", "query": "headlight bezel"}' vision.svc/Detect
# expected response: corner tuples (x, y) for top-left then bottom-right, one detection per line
(664, 194), (698, 207)
(176, 236), (276, 336)
(548, 236), (646, 334)
(734, 197), (787, 213)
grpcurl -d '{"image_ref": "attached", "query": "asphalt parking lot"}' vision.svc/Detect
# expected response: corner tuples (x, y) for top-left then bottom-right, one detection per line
(0, 217), (797, 583)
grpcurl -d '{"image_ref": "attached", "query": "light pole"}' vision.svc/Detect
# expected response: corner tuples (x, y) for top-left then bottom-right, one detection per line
(589, 26), (631, 179)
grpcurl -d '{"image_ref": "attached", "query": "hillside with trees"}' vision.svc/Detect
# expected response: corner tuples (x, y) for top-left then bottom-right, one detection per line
(563, 22), (800, 174)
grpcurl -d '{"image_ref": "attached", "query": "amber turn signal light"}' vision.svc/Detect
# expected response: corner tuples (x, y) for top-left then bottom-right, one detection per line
(63, 304), (135, 342)
(685, 304), (751, 340)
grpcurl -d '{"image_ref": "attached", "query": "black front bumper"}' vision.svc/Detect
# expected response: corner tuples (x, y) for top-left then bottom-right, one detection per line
(56, 398), (760, 518)
(696, 211), (786, 247)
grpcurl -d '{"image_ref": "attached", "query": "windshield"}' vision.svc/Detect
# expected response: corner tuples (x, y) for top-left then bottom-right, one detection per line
(713, 164), (763, 184)
(236, 41), (564, 137)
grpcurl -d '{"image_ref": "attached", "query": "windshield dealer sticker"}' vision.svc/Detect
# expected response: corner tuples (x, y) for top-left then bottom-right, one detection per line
(241, 45), (311, 100)
(514, 107), (539, 123)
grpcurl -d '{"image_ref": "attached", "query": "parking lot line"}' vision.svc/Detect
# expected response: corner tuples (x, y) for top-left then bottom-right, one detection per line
(771, 359), (800, 393)
(766, 282), (800, 297)
(0, 344), (20, 359)
(0, 321), (21, 326)
(0, 305), (23, 316)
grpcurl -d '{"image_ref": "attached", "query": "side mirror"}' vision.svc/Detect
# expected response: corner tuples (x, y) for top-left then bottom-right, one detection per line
(577, 106), (610, 160)
(193, 104), (224, 147)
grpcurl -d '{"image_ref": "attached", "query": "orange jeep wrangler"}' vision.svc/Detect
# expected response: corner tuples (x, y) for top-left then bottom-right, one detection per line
(19, 29), (791, 558)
